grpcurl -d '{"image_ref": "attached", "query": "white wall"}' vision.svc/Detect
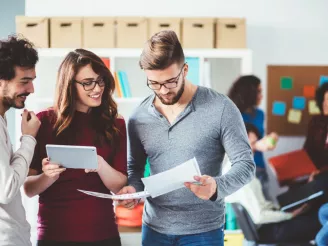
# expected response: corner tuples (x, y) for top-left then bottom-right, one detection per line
(25, 0), (328, 185)
(0, 0), (25, 142)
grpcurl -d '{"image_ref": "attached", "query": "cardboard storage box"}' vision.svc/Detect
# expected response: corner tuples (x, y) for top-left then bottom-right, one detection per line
(16, 16), (49, 48)
(50, 17), (83, 48)
(83, 17), (115, 48)
(149, 18), (181, 38)
(182, 18), (215, 48)
(216, 18), (246, 48)
(116, 17), (148, 48)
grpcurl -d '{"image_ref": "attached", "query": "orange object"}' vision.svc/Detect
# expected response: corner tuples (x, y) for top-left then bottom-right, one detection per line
(115, 203), (144, 227)
(101, 58), (110, 69)
(268, 149), (317, 182)
(303, 85), (316, 98)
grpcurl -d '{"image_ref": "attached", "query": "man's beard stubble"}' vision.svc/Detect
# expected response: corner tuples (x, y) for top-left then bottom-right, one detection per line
(2, 85), (29, 109)
(156, 79), (185, 106)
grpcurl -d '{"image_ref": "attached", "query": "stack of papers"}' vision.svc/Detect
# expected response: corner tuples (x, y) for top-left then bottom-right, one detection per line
(78, 157), (201, 199)
(78, 189), (150, 200)
(141, 157), (201, 198)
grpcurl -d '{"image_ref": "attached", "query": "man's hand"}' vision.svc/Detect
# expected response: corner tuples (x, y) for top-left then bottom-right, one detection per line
(21, 109), (41, 137)
(184, 175), (217, 200)
(114, 186), (140, 209)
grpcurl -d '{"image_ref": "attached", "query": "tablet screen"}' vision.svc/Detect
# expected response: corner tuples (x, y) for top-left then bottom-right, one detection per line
(46, 144), (98, 169)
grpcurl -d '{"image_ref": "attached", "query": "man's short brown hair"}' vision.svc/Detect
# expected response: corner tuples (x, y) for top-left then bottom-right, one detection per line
(139, 30), (185, 70)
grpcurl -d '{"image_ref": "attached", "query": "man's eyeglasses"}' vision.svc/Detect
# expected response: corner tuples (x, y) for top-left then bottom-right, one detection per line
(147, 63), (185, 91)
(75, 78), (106, 91)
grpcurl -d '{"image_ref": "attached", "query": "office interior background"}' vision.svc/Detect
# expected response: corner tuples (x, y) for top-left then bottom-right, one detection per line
(1, 0), (328, 245)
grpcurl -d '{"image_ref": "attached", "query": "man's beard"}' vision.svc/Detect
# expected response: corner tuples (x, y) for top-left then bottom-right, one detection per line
(155, 79), (185, 105)
(2, 86), (30, 109)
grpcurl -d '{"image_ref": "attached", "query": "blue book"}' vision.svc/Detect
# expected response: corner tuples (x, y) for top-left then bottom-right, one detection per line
(185, 57), (200, 85)
(117, 71), (127, 97)
(121, 71), (132, 97)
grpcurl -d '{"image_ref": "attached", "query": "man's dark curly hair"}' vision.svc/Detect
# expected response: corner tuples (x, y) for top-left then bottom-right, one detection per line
(315, 83), (328, 114)
(228, 75), (261, 114)
(0, 35), (38, 81)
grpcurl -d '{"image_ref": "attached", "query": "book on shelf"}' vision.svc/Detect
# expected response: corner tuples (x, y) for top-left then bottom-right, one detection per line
(119, 71), (132, 97)
(114, 72), (123, 98)
(185, 57), (200, 85)
(114, 70), (132, 98)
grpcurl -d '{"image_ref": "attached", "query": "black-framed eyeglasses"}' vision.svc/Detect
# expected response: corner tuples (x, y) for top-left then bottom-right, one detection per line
(75, 77), (106, 91)
(147, 63), (186, 91)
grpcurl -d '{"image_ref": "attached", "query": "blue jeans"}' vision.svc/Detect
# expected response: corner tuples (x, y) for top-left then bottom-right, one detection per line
(316, 203), (328, 246)
(142, 224), (224, 246)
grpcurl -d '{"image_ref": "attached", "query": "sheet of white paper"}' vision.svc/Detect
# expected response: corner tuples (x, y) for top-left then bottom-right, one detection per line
(77, 157), (201, 200)
(141, 157), (201, 198)
(77, 189), (150, 200)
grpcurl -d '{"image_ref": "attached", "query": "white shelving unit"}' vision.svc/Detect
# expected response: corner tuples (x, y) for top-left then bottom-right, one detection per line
(14, 47), (252, 148)
(15, 48), (250, 243)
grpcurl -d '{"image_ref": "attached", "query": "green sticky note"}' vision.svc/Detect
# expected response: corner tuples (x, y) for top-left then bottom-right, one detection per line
(281, 77), (293, 90)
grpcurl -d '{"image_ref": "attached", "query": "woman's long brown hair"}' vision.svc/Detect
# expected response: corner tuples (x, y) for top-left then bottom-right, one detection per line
(53, 49), (119, 146)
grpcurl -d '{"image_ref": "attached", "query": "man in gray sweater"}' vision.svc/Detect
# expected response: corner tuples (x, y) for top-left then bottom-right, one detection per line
(117, 30), (255, 246)
(0, 36), (41, 245)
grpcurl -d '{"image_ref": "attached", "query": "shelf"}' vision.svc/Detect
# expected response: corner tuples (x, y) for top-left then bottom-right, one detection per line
(115, 97), (145, 103)
(33, 98), (53, 103)
(30, 97), (145, 104)
(37, 48), (252, 60)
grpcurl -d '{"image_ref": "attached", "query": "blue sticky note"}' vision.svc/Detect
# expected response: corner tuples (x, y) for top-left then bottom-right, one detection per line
(319, 75), (328, 86)
(293, 96), (306, 110)
(272, 101), (286, 116)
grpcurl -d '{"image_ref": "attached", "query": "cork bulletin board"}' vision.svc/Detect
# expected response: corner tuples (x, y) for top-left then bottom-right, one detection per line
(267, 65), (328, 136)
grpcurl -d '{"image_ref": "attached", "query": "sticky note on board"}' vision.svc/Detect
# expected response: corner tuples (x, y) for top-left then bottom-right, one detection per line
(309, 100), (320, 115)
(319, 75), (328, 86)
(272, 101), (286, 116)
(293, 96), (306, 110)
(288, 109), (302, 124)
(303, 85), (316, 98)
(280, 77), (293, 90)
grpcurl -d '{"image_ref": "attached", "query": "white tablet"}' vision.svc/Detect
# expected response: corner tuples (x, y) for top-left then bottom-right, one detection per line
(46, 144), (98, 169)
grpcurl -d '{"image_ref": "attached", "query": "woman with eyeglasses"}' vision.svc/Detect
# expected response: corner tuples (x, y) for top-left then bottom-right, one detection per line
(23, 49), (127, 246)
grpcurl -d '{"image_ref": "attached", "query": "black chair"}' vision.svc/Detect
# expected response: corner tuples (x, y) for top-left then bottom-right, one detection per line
(230, 203), (259, 244)
(230, 203), (313, 246)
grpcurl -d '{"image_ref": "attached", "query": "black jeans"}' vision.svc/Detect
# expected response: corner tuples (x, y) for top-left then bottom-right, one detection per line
(37, 237), (121, 246)
(257, 210), (321, 244)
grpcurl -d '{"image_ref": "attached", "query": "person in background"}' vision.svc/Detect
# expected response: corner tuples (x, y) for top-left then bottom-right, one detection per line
(228, 75), (278, 199)
(304, 83), (328, 170)
(225, 123), (321, 244)
(316, 203), (328, 246)
(0, 35), (41, 246)
(23, 49), (127, 246)
(116, 30), (255, 246)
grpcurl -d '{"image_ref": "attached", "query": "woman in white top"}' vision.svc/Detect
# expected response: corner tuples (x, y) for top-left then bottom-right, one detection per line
(224, 123), (321, 243)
